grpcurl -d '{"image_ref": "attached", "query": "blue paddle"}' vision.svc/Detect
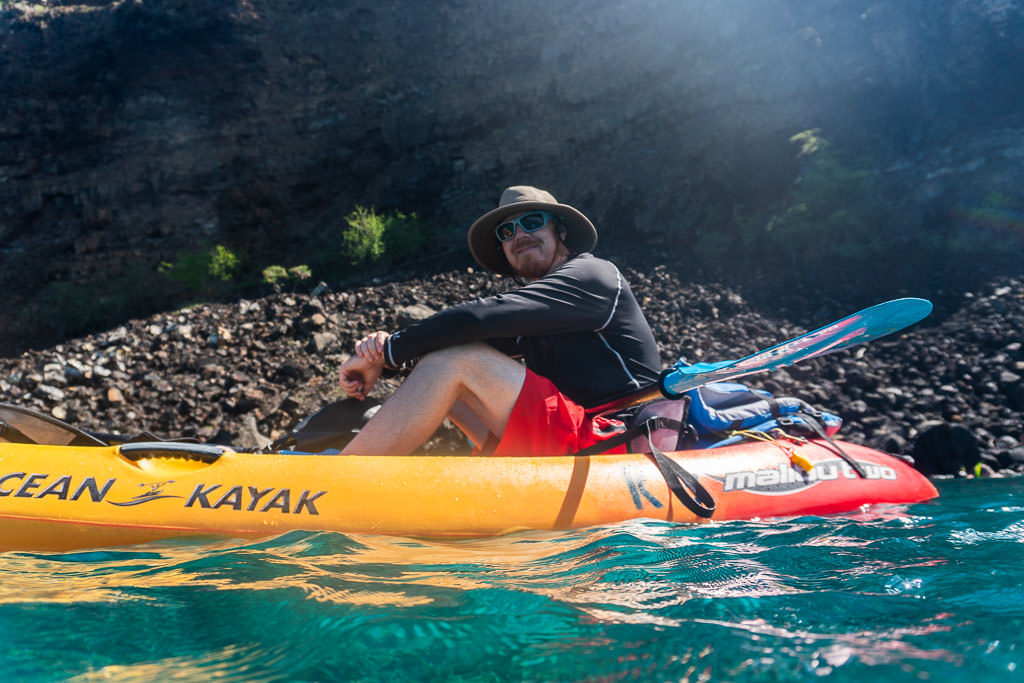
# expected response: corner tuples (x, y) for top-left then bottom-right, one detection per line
(588, 298), (933, 415)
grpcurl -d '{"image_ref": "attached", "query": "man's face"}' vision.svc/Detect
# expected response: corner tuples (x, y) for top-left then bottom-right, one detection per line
(500, 212), (571, 281)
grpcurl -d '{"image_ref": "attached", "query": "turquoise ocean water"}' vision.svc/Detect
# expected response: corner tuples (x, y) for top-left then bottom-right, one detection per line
(1, 478), (1021, 682)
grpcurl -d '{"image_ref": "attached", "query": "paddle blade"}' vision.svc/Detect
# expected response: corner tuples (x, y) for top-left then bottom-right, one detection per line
(663, 298), (932, 395)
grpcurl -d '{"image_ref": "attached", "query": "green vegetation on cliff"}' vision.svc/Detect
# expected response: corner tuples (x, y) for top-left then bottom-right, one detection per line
(690, 129), (1023, 296)
(12, 208), (447, 344)
(160, 244), (243, 297)
(340, 206), (429, 269)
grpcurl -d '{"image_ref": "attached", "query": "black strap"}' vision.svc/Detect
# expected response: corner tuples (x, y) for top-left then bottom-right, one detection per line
(644, 422), (716, 519)
(727, 397), (784, 431)
(573, 416), (684, 457)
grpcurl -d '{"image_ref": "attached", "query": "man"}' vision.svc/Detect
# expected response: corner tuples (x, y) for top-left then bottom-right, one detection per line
(338, 185), (661, 456)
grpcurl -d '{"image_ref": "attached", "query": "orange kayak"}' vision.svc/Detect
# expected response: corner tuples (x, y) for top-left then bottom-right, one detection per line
(0, 439), (937, 552)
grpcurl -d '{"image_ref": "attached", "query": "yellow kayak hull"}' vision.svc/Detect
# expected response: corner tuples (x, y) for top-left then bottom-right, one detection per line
(0, 440), (938, 552)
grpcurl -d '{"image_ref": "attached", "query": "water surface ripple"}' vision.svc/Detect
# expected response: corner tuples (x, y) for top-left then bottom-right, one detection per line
(1, 478), (1021, 681)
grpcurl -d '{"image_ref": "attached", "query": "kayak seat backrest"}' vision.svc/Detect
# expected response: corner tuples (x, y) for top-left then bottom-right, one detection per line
(0, 403), (107, 447)
(624, 383), (782, 453)
(626, 398), (690, 453)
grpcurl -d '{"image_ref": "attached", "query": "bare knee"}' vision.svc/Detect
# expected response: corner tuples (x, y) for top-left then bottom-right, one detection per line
(413, 343), (526, 412)
(415, 342), (510, 376)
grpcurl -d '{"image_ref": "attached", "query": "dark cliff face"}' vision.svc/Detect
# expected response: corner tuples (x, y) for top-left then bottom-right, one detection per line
(1, 0), (1023, 353)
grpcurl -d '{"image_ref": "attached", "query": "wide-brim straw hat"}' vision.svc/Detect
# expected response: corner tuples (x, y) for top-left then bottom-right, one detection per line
(467, 186), (598, 275)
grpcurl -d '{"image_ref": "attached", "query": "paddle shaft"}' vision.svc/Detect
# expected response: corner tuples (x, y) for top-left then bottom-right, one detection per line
(586, 384), (665, 417)
(586, 298), (932, 417)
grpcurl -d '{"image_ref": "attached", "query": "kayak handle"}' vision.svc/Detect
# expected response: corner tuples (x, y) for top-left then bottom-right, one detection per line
(119, 442), (233, 463)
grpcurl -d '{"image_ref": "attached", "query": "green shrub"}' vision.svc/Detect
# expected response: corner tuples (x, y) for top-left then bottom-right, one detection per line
(159, 251), (205, 292)
(289, 264), (312, 281)
(690, 128), (893, 285)
(341, 206), (428, 267)
(342, 206), (387, 266)
(382, 211), (429, 263)
(160, 243), (243, 295)
(983, 191), (1012, 209)
(261, 265), (289, 286)
(209, 244), (241, 282)
(685, 129), (910, 285)
(262, 264), (312, 290)
(766, 130), (886, 266)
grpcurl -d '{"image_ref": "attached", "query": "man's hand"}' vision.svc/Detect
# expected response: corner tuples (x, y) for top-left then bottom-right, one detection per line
(339, 332), (390, 400)
(355, 331), (390, 363)
(338, 353), (384, 400)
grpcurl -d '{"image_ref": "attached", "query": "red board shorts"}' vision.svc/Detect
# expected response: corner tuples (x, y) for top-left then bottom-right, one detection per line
(488, 368), (627, 457)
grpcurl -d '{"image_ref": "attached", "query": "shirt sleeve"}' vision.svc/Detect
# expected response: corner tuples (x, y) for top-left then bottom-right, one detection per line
(384, 256), (621, 368)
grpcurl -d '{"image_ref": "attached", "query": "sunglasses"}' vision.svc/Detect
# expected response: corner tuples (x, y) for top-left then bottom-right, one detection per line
(495, 212), (557, 242)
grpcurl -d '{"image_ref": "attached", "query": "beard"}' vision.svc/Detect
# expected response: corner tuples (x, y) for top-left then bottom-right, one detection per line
(508, 241), (571, 281)
(513, 255), (552, 281)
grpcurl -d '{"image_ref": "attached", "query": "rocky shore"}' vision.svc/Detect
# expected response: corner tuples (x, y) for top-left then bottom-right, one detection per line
(1, 253), (1022, 476)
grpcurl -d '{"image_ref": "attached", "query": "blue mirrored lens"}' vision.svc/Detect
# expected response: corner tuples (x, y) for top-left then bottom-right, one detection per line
(495, 213), (551, 242)
(519, 213), (547, 230)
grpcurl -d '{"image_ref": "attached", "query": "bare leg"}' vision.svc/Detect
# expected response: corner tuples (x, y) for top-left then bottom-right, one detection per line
(448, 400), (490, 449)
(342, 343), (526, 455)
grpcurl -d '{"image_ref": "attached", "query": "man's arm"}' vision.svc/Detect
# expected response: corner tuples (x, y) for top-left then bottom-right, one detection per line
(385, 256), (620, 367)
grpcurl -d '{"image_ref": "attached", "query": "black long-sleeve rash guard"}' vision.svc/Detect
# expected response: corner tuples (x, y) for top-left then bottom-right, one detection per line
(383, 253), (663, 408)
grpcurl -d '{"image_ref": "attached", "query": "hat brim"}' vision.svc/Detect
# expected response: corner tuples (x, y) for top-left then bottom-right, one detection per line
(467, 201), (598, 275)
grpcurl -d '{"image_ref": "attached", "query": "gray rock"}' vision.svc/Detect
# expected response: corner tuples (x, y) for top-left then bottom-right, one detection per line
(847, 399), (870, 417)
(995, 435), (1020, 450)
(396, 304), (437, 327)
(1002, 446), (1024, 469)
(998, 370), (1021, 385)
(234, 414), (270, 451)
(33, 384), (66, 402)
(63, 364), (86, 384)
(311, 332), (338, 353)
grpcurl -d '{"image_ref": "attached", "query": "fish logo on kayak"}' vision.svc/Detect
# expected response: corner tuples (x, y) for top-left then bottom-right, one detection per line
(108, 480), (181, 507)
(717, 459), (897, 495)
